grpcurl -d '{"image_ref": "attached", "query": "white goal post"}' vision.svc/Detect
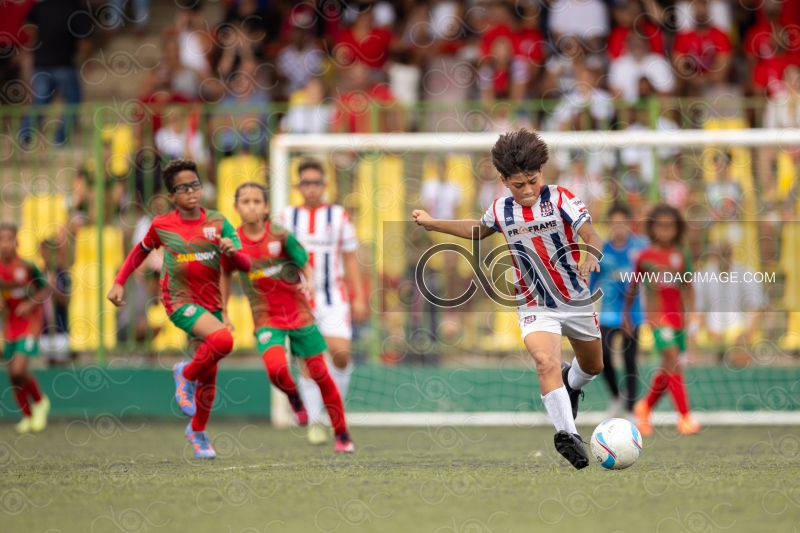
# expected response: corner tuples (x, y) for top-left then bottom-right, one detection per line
(267, 128), (800, 428)
(270, 128), (800, 215)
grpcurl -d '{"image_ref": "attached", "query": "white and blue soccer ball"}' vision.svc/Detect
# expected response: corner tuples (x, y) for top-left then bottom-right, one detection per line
(590, 418), (643, 470)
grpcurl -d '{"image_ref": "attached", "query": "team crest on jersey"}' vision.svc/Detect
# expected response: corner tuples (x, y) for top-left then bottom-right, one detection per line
(670, 252), (682, 268)
(540, 201), (554, 217)
(258, 330), (272, 344)
(523, 315), (537, 325)
(14, 268), (26, 282)
(203, 227), (217, 241)
(268, 241), (281, 256)
(183, 305), (197, 317)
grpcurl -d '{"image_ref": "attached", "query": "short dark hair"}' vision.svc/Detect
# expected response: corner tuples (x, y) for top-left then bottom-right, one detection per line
(607, 204), (632, 219)
(163, 158), (199, 192)
(491, 129), (549, 179)
(0, 222), (17, 236)
(644, 203), (685, 245)
(297, 158), (324, 180)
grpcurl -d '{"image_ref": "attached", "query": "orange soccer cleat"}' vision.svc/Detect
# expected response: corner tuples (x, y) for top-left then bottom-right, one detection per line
(633, 400), (653, 437)
(677, 414), (701, 435)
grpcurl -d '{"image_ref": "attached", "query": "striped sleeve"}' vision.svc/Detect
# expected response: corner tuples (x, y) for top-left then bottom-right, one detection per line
(480, 200), (501, 233)
(556, 186), (591, 231)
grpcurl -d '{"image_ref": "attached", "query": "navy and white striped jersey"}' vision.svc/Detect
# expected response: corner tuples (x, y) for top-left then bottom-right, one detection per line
(480, 185), (592, 310)
(279, 204), (358, 308)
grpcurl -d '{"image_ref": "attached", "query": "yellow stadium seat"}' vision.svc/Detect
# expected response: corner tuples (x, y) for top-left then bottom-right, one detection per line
(778, 221), (800, 351)
(776, 151), (796, 202)
(354, 155), (406, 279)
(17, 193), (69, 266)
(73, 225), (124, 270)
(68, 225), (123, 351)
(67, 264), (118, 350)
(227, 293), (255, 350)
(102, 123), (135, 178)
(216, 154), (267, 227)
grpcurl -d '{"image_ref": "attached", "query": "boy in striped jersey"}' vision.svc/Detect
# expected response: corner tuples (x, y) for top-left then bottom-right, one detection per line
(280, 159), (366, 445)
(413, 129), (605, 470)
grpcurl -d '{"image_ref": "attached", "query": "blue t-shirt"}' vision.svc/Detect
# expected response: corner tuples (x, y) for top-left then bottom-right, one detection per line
(589, 235), (649, 328)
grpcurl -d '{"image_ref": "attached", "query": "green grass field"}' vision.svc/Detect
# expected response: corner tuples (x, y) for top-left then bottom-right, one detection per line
(2, 420), (799, 533)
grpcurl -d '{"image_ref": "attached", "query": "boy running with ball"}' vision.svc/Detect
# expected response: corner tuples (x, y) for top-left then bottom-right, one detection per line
(412, 130), (605, 469)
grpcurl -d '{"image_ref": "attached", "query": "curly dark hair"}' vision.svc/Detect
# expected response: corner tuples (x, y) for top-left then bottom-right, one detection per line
(491, 129), (550, 179)
(644, 203), (685, 246)
(163, 158), (199, 192)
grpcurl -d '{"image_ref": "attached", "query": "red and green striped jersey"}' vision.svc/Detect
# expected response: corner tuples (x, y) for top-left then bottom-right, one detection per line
(0, 257), (46, 340)
(142, 208), (241, 314)
(236, 221), (314, 330)
(635, 245), (693, 329)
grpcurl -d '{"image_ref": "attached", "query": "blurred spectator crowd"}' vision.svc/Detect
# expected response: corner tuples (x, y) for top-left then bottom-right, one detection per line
(1, 0), (800, 134)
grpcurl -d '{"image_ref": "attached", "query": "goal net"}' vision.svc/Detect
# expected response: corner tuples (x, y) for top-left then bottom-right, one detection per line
(269, 128), (800, 427)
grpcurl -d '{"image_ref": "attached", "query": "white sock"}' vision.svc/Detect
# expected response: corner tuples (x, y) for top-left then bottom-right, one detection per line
(568, 357), (595, 390)
(328, 360), (354, 402)
(299, 376), (325, 425)
(542, 387), (578, 435)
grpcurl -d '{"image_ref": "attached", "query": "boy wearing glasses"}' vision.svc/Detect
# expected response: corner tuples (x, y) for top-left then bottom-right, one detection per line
(108, 158), (252, 458)
(280, 159), (366, 445)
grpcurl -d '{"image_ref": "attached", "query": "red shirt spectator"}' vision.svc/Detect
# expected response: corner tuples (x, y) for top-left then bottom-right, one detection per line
(744, 1), (799, 60)
(334, 63), (397, 133)
(0, 0), (34, 52)
(753, 54), (800, 96)
(481, 24), (515, 57)
(673, 27), (732, 73)
(514, 28), (546, 66)
(334, 12), (392, 69)
(607, 23), (664, 59)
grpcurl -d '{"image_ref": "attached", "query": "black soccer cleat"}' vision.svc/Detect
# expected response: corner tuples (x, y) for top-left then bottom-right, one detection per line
(561, 361), (583, 420)
(554, 430), (590, 470)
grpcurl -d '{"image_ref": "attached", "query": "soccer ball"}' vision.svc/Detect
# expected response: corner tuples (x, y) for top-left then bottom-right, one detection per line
(590, 418), (643, 470)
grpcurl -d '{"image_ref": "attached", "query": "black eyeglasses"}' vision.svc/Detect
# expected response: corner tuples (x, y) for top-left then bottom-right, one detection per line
(298, 180), (324, 187)
(172, 180), (204, 194)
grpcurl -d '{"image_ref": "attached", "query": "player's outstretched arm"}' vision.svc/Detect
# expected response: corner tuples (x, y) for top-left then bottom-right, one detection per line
(108, 243), (151, 307)
(411, 210), (495, 240)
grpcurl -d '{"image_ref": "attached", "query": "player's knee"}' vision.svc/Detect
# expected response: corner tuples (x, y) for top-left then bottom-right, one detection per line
(208, 328), (234, 356)
(584, 359), (604, 376)
(529, 350), (559, 375)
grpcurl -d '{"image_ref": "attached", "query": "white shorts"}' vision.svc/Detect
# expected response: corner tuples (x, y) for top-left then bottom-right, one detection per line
(313, 301), (352, 340)
(518, 308), (601, 342)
